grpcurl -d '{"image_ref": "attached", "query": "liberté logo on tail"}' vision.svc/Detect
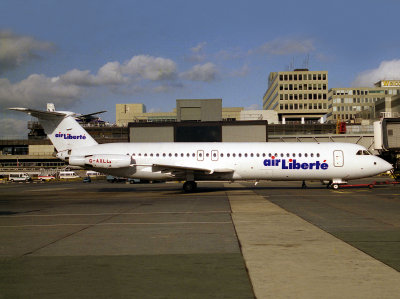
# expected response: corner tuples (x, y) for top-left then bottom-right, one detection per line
(263, 157), (329, 170)
(55, 132), (87, 140)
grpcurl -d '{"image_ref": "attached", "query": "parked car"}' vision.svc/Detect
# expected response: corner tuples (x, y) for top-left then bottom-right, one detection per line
(106, 175), (126, 183)
(38, 175), (55, 182)
(128, 178), (140, 184)
(83, 176), (91, 183)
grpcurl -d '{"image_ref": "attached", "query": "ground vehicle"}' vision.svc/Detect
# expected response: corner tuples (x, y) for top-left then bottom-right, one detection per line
(128, 178), (140, 184)
(59, 171), (79, 179)
(38, 175), (55, 181)
(86, 171), (101, 176)
(106, 175), (126, 183)
(83, 176), (91, 183)
(9, 173), (31, 182)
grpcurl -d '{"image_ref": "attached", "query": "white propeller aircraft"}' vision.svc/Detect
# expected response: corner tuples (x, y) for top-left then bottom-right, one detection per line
(10, 105), (392, 192)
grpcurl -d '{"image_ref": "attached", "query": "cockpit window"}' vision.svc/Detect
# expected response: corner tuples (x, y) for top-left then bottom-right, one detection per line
(356, 150), (372, 155)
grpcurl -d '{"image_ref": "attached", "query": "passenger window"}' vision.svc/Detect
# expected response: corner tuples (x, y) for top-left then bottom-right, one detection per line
(280, 153), (284, 157)
(233, 153), (236, 157)
(256, 153), (259, 157)
(299, 153), (302, 157)
(317, 153), (320, 157)
(221, 153), (224, 157)
(244, 153), (248, 157)
(305, 153), (308, 157)
(293, 153), (296, 157)
(239, 153), (242, 157)
(286, 153), (290, 157)
(187, 153), (190, 157)
(192, 153), (195, 157)
(311, 153), (314, 157)
(251, 153), (254, 157)
(181, 153), (184, 157)
(169, 153), (172, 157)
(227, 153), (230, 157)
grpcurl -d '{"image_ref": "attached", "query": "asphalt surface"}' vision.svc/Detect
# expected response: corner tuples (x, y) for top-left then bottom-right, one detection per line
(247, 179), (400, 272)
(0, 178), (399, 298)
(0, 181), (253, 298)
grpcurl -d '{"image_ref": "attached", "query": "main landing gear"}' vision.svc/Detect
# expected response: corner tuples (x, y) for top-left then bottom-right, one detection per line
(183, 181), (197, 192)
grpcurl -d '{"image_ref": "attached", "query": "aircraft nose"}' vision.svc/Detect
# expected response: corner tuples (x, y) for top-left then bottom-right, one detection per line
(376, 159), (393, 173)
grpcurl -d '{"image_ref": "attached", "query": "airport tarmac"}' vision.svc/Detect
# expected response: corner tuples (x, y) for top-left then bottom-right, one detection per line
(0, 179), (399, 298)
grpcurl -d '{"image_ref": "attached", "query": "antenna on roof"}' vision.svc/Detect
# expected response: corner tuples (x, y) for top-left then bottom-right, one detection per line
(302, 54), (310, 69)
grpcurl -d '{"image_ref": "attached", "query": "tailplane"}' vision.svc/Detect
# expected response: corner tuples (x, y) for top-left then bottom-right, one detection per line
(9, 104), (97, 152)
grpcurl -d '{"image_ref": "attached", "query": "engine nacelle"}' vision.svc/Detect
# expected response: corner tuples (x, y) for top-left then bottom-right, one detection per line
(69, 154), (131, 168)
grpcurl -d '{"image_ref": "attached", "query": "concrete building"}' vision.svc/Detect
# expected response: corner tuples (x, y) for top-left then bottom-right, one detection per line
(176, 99), (222, 121)
(240, 110), (279, 123)
(116, 104), (176, 126)
(328, 80), (400, 122)
(116, 100), (277, 124)
(222, 107), (244, 121)
(263, 69), (328, 124)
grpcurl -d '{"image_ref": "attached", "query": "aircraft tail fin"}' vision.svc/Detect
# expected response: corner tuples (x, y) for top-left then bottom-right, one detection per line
(9, 105), (98, 152)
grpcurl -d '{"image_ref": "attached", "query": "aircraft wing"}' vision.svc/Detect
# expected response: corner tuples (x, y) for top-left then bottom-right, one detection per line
(9, 107), (66, 118)
(152, 163), (234, 175)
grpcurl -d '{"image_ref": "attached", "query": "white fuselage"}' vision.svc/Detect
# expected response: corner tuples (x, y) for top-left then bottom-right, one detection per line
(67, 142), (392, 182)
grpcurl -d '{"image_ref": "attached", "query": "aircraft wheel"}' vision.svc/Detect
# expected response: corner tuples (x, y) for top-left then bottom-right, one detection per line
(183, 181), (197, 192)
(331, 184), (339, 190)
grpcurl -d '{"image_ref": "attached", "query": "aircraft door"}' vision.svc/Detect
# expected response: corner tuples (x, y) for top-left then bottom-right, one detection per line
(333, 150), (344, 167)
(211, 150), (219, 161)
(197, 150), (204, 161)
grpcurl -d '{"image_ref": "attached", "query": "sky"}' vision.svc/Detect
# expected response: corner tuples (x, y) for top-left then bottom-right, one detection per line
(1, 0), (400, 137)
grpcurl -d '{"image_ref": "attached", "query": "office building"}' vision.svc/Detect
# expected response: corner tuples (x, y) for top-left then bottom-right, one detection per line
(328, 80), (400, 122)
(263, 69), (328, 124)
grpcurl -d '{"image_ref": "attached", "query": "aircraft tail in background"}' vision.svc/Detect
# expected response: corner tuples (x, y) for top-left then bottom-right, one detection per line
(9, 104), (98, 152)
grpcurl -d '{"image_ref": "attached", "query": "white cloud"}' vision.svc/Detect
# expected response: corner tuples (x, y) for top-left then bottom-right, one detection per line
(122, 55), (177, 80)
(1, 53), (221, 115)
(0, 30), (54, 73)
(252, 38), (315, 55)
(353, 59), (400, 87)
(181, 62), (218, 82)
(0, 74), (81, 110)
(60, 55), (176, 86)
(185, 42), (207, 62)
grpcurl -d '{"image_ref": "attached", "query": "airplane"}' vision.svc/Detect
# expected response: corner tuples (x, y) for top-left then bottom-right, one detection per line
(9, 104), (393, 192)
